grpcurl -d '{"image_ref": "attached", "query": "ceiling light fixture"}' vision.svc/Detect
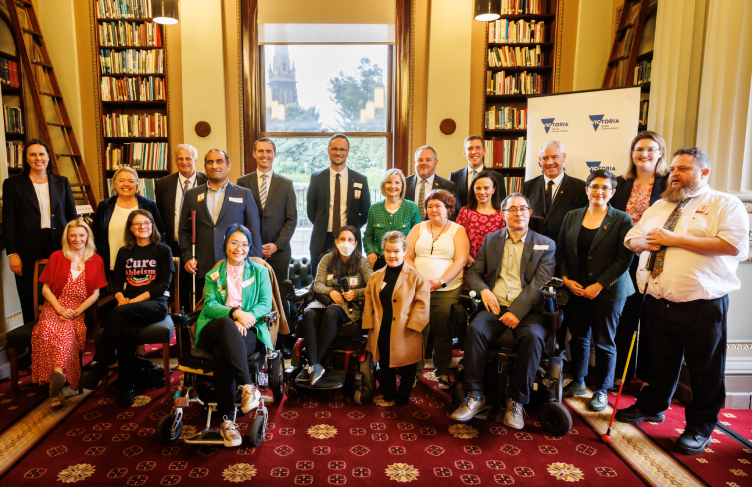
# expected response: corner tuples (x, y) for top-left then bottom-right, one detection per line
(151, 0), (180, 25)
(474, 0), (501, 22)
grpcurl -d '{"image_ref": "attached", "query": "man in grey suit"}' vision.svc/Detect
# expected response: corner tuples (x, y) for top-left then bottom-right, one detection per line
(451, 193), (555, 430)
(179, 149), (262, 300)
(404, 145), (456, 219)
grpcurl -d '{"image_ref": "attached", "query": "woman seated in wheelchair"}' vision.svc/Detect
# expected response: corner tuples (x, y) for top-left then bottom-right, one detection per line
(194, 224), (272, 425)
(297, 225), (374, 385)
(363, 231), (429, 406)
(81, 209), (174, 407)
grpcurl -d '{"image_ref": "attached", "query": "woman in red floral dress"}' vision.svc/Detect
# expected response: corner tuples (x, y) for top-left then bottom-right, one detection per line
(455, 170), (505, 266)
(32, 219), (107, 408)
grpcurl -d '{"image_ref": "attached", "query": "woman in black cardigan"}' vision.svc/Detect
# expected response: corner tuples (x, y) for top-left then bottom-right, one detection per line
(2, 139), (77, 323)
(558, 169), (634, 412)
(610, 131), (669, 389)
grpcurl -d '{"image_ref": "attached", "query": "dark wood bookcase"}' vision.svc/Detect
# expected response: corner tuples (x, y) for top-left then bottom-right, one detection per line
(0, 9), (26, 174)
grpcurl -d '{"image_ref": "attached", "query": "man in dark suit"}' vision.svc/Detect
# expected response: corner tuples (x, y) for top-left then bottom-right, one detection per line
(306, 134), (371, 274)
(155, 144), (208, 310)
(178, 149), (262, 302)
(404, 145), (456, 219)
(450, 135), (506, 214)
(520, 140), (588, 243)
(451, 193), (555, 430)
(237, 137), (297, 352)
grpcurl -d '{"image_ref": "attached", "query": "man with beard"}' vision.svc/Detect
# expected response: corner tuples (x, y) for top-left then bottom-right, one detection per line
(616, 147), (749, 455)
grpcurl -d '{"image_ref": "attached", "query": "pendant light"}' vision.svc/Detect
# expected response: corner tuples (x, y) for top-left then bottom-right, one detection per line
(151, 0), (180, 25)
(474, 0), (501, 21)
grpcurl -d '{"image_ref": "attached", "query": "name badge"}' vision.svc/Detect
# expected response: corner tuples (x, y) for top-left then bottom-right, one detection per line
(242, 277), (254, 288)
(349, 277), (358, 287)
(354, 182), (363, 188)
(380, 281), (387, 290)
(534, 244), (549, 250)
(354, 190), (361, 199)
(198, 193), (205, 202)
(327, 274), (334, 281)
(229, 197), (243, 203)
(210, 271), (220, 282)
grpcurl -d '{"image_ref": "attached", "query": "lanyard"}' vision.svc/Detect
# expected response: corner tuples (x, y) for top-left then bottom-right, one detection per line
(179, 176), (197, 197)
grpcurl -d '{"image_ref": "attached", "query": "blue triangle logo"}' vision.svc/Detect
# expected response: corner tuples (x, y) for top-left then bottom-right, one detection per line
(541, 118), (555, 134)
(589, 115), (604, 132)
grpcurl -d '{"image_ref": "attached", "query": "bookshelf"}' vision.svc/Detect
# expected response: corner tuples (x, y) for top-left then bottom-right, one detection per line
(482, 0), (561, 195)
(0, 11), (26, 174)
(93, 0), (170, 200)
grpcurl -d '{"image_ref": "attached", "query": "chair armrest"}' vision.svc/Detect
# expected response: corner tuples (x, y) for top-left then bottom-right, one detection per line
(262, 311), (279, 328)
(281, 280), (311, 303)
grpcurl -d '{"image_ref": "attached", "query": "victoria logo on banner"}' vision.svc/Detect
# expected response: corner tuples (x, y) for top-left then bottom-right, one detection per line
(589, 115), (620, 132)
(541, 117), (569, 134)
(586, 161), (617, 173)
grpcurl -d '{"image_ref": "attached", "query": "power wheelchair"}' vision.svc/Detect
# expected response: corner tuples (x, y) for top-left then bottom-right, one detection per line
(450, 277), (572, 436)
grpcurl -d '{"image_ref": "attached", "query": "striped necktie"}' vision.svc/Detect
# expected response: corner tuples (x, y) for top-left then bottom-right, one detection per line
(418, 179), (427, 219)
(650, 197), (692, 278)
(259, 174), (268, 210)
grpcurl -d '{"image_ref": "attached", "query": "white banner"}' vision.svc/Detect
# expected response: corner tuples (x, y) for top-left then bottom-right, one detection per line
(525, 87), (641, 182)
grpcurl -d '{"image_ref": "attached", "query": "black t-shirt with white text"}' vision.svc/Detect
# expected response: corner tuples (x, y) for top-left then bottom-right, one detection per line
(113, 242), (174, 302)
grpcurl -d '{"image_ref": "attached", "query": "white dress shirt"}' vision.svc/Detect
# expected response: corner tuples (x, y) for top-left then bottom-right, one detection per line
(174, 172), (197, 240)
(415, 174), (435, 206)
(33, 182), (51, 228)
(492, 231), (527, 306)
(467, 165), (483, 194)
(624, 185), (749, 302)
(543, 172), (565, 204)
(328, 166), (348, 232)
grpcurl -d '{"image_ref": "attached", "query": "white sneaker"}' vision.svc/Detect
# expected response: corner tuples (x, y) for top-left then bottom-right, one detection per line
(220, 416), (242, 447)
(238, 384), (260, 414)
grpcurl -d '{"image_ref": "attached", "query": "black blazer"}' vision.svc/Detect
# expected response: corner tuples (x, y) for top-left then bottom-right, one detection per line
(521, 173), (588, 243)
(556, 206), (635, 302)
(465, 228), (555, 320)
(449, 167), (507, 214)
(237, 171), (298, 263)
(404, 174), (456, 204)
(2, 172), (77, 261)
(154, 171), (208, 248)
(610, 175), (668, 213)
(92, 194), (166, 273)
(178, 182), (262, 280)
(306, 168), (370, 256)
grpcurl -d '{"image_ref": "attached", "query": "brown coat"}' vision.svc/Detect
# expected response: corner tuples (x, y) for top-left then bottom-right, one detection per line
(362, 263), (430, 367)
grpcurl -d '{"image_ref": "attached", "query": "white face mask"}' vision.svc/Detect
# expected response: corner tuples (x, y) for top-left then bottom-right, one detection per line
(336, 241), (356, 257)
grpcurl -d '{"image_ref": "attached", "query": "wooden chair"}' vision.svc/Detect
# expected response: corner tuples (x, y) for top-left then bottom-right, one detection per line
(6, 259), (85, 398)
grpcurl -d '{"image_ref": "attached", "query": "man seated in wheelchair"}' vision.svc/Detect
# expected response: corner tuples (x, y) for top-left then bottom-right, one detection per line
(194, 224), (272, 426)
(450, 193), (555, 430)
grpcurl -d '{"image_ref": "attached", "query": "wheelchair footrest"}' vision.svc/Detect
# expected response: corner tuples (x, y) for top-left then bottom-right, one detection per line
(294, 370), (346, 390)
(183, 429), (225, 445)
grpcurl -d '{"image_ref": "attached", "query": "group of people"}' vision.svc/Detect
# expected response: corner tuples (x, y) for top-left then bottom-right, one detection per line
(2, 129), (748, 456)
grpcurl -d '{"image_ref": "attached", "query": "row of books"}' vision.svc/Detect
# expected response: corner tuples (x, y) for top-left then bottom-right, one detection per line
(99, 21), (162, 47)
(639, 100), (649, 126)
(0, 59), (21, 88)
(105, 141), (169, 170)
(5, 141), (22, 169)
(97, 0), (151, 19)
(633, 60), (651, 85)
(485, 106), (527, 130)
(504, 177), (523, 195)
(607, 59), (628, 88)
(107, 178), (157, 200)
(101, 76), (166, 102)
(616, 28), (636, 59)
(100, 49), (164, 75)
(488, 20), (545, 44)
(102, 113), (168, 138)
(486, 70), (545, 95)
(500, 0), (544, 15)
(488, 45), (544, 68)
(484, 137), (527, 169)
(4, 105), (23, 134)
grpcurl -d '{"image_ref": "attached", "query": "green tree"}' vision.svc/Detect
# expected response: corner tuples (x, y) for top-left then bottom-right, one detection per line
(328, 57), (386, 132)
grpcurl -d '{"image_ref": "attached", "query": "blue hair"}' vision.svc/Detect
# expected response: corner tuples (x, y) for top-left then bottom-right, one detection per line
(223, 224), (253, 261)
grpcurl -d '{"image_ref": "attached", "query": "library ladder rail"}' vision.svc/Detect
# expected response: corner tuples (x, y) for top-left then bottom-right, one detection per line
(7, 0), (97, 207)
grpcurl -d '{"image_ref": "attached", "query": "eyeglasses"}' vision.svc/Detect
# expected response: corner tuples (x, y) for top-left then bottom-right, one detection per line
(228, 241), (251, 250)
(503, 206), (530, 214)
(328, 148), (348, 153)
(633, 148), (661, 154)
(587, 185), (613, 193)
(131, 222), (152, 228)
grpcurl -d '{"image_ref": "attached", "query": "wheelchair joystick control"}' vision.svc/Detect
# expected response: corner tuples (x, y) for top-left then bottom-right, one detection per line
(469, 291), (476, 298)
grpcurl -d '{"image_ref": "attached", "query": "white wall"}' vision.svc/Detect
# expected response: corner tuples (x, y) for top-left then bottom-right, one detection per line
(572, 0), (613, 91)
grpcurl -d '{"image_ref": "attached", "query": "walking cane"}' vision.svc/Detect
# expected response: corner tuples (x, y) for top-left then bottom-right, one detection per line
(602, 250), (656, 444)
(191, 210), (197, 311)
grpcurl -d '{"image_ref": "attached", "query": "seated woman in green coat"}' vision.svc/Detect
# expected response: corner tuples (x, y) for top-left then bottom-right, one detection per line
(195, 224), (272, 444)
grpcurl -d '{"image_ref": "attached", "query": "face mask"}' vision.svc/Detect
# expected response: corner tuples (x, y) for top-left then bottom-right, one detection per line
(336, 241), (356, 257)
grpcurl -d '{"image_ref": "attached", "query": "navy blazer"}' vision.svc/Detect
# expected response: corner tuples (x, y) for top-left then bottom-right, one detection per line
(450, 167), (507, 214)
(521, 173), (589, 243)
(237, 171), (298, 263)
(465, 228), (555, 320)
(154, 171), (208, 248)
(610, 175), (669, 213)
(306, 167), (370, 256)
(556, 206), (635, 302)
(404, 174), (456, 206)
(92, 194), (166, 273)
(2, 172), (77, 261)
(178, 182), (262, 280)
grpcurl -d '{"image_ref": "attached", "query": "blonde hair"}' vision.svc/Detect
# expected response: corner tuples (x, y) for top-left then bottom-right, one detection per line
(381, 230), (407, 252)
(625, 131), (669, 179)
(111, 166), (140, 195)
(62, 219), (97, 262)
(380, 168), (406, 198)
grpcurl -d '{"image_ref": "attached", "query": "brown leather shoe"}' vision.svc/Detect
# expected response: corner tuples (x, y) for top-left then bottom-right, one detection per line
(503, 398), (525, 430)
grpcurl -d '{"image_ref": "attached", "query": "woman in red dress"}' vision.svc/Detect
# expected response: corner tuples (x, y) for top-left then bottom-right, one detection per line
(455, 169), (505, 265)
(31, 219), (107, 408)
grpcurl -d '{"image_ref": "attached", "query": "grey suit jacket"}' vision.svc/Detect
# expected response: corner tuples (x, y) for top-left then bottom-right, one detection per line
(466, 228), (555, 320)
(237, 171), (298, 262)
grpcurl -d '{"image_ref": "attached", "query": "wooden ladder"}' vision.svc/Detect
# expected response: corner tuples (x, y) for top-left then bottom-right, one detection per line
(6, 0), (97, 207)
(602, 0), (653, 89)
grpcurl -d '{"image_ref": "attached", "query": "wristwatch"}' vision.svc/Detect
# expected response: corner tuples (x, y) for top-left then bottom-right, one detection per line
(439, 278), (447, 289)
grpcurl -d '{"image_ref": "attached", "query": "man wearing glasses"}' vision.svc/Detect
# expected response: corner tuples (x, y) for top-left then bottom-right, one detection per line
(307, 133), (371, 275)
(451, 193), (555, 429)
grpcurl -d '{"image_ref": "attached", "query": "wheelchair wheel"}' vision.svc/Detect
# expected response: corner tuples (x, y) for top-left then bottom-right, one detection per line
(359, 352), (376, 391)
(157, 413), (183, 445)
(269, 353), (284, 402)
(538, 401), (572, 436)
(285, 383), (299, 400)
(354, 387), (370, 406)
(250, 414), (266, 447)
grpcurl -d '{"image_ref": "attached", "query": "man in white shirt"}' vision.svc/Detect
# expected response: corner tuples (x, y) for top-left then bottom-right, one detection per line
(404, 146), (456, 219)
(450, 136), (506, 214)
(616, 147), (749, 456)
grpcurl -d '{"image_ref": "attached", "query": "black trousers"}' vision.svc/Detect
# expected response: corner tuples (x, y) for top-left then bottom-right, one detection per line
(378, 309), (417, 401)
(297, 307), (346, 365)
(614, 259), (652, 383)
(310, 232), (336, 278)
(14, 229), (54, 323)
(636, 295), (728, 437)
(200, 317), (259, 415)
(463, 309), (547, 404)
(94, 300), (168, 389)
(169, 241), (197, 313)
